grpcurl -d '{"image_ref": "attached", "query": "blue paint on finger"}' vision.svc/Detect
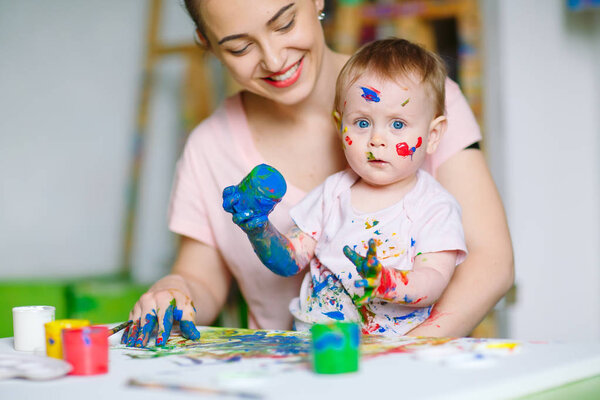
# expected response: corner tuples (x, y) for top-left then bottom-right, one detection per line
(157, 303), (175, 347)
(173, 307), (183, 321)
(180, 320), (201, 340)
(139, 312), (157, 347)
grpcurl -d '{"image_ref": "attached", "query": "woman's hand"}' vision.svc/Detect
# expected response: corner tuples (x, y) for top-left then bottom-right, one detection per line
(122, 276), (200, 347)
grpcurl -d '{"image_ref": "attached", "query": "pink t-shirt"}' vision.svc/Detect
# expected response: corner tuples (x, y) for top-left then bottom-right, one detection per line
(168, 79), (481, 330)
(288, 169), (467, 335)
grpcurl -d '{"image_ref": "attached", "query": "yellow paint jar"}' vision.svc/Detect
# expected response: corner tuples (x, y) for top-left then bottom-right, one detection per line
(45, 319), (90, 359)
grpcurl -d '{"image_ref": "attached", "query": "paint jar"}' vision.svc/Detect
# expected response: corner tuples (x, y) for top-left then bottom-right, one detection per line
(45, 319), (90, 359)
(234, 164), (287, 215)
(310, 322), (360, 374)
(62, 325), (109, 375)
(12, 306), (55, 352)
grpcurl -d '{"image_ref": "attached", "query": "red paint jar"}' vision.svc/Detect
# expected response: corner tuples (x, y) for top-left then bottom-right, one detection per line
(62, 325), (108, 375)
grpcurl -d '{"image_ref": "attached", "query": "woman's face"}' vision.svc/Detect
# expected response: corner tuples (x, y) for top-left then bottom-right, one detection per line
(199, 0), (326, 105)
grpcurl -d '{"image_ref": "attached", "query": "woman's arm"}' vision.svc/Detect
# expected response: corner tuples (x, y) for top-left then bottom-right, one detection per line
(123, 236), (231, 347)
(407, 149), (514, 337)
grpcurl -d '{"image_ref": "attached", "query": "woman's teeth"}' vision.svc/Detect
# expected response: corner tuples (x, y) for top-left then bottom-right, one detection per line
(269, 60), (300, 81)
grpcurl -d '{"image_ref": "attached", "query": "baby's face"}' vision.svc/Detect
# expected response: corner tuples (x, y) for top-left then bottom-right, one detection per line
(339, 72), (441, 187)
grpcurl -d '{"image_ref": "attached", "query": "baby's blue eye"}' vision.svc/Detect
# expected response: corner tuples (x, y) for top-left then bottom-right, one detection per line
(393, 120), (405, 129)
(357, 120), (370, 128)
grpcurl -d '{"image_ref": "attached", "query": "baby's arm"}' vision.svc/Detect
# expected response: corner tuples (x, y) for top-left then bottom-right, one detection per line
(223, 164), (316, 277)
(345, 239), (457, 307)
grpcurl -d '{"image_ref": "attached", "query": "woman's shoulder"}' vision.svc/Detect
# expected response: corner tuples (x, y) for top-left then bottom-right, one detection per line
(186, 92), (244, 145)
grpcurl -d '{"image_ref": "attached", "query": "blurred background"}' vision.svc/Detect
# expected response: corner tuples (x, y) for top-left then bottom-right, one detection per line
(0, 0), (599, 340)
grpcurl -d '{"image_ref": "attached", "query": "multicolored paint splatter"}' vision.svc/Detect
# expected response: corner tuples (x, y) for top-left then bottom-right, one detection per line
(118, 326), (522, 369)
(360, 86), (381, 102)
(396, 137), (423, 157)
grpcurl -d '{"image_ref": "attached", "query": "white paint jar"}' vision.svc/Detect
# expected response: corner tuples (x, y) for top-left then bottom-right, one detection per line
(12, 306), (56, 352)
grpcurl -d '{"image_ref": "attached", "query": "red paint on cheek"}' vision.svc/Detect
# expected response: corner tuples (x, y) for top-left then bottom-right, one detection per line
(396, 142), (411, 156)
(396, 137), (423, 157)
(345, 136), (352, 145)
(415, 136), (422, 148)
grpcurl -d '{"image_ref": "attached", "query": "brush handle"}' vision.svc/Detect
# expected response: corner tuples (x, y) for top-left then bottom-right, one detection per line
(109, 320), (133, 336)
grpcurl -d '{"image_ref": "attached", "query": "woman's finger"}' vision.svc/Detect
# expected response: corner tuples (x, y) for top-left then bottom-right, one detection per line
(156, 299), (176, 347)
(137, 311), (157, 348)
(171, 290), (200, 341)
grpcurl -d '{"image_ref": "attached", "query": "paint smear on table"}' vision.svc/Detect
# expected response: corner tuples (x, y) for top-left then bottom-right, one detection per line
(117, 326), (521, 370)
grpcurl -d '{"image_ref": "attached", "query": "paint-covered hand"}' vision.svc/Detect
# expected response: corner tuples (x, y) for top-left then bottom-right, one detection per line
(222, 164), (287, 233)
(122, 288), (200, 348)
(343, 238), (385, 305)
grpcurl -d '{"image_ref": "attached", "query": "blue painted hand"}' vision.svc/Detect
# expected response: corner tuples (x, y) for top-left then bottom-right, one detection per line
(223, 164), (287, 233)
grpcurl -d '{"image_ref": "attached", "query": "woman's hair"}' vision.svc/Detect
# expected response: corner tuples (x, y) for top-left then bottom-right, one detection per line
(183, 0), (208, 40)
(334, 38), (447, 118)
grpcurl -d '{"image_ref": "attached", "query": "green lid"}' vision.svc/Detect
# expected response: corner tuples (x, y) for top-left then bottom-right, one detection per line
(310, 322), (360, 374)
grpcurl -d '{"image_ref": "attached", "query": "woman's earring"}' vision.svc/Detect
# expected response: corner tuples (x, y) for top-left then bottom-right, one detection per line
(318, 11), (326, 21)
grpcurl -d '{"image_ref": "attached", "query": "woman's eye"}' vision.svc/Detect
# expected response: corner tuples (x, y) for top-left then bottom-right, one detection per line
(229, 44), (250, 55)
(392, 120), (405, 130)
(357, 120), (370, 129)
(277, 17), (295, 32)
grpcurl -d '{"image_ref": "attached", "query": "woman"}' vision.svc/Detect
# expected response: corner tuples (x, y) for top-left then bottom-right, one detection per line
(123, 0), (513, 347)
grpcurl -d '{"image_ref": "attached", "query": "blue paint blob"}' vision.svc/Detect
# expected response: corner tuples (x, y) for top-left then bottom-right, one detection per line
(314, 332), (345, 351)
(173, 307), (183, 321)
(312, 275), (333, 297)
(360, 86), (381, 102)
(233, 164), (287, 217)
(179, 320), (201, 340)
(323, 311), (345, 321)
(411, 237), (416, 247)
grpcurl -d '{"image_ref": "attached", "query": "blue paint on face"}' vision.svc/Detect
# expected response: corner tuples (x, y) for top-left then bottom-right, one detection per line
(360, 86), (381, 102)
(323, 311), (345, 321)
(179, 320), (201, 340)
(411, 237), (416, 247)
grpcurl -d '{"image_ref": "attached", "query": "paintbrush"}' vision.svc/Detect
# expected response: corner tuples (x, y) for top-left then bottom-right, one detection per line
(127, 378), (263, 399)
(108, 320), (133, 336)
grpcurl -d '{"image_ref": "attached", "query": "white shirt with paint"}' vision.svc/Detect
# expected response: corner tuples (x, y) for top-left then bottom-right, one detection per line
(289, 169), (467, 335)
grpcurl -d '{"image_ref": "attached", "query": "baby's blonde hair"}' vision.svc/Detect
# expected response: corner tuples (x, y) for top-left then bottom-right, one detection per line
(334, 38), (447, 118)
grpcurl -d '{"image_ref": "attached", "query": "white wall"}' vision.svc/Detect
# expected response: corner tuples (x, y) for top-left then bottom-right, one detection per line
(0, 1), (194, 282)
(482, 0), (600, 340)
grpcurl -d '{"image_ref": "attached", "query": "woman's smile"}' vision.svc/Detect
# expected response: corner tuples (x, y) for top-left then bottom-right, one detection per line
(262, 56), (304, 88)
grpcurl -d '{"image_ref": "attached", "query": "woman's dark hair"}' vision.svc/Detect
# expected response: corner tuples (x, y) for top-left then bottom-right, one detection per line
(183, 0), (206, 38)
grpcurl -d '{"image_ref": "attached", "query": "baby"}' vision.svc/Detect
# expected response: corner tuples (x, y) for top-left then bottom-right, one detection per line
(223, 38), (467, 335)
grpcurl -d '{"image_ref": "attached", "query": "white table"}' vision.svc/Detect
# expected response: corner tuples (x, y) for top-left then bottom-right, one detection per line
(1, 326), (600, 400)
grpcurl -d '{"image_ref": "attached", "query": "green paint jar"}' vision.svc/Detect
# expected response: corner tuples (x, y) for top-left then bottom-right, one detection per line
(310, 322), (360, 374)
